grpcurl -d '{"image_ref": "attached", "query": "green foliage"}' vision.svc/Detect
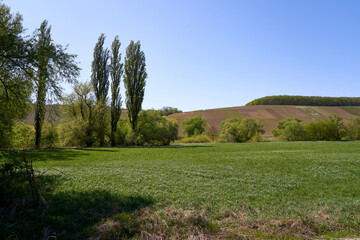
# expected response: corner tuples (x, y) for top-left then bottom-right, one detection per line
(137, 110), (178, 145)
(158, 107), (182, 116)
(11, 122), (34, 149)
(220, 117), (264, 142)
(124, 40), (147, 131)
(176, 135), (212, 143)
(305, 115), (345, 141)
(41, 122), (59, 148)
(246, 95), (360, 106)
(182, 116), (206, 137)
(272, 118), (307, 141)
(60, 83), (99, 147)
(110, 35), (123, 147)
(342, 118), (360, 140)
(91, 34), (110, 147)
(33, 20), (79, 149)
(0, 3), (32, 149)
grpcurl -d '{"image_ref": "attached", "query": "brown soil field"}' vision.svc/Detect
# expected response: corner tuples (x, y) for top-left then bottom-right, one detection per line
(167, 105), (360, 137)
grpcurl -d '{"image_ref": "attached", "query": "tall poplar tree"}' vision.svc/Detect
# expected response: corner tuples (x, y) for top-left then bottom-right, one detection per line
(33, 20), (79, 149)
(91, 33), (109, 146)
(123, 40), (147, 131)
(110, 36), (123, 146)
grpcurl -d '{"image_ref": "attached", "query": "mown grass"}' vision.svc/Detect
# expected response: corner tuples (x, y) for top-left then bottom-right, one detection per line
(2, 142), (360, 239)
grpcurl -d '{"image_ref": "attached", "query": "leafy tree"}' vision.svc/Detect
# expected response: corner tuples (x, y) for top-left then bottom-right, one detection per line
(33, 20), (79, 149)
(343, 118), (360, 140)
(124, 40), (147, 131)
(91, 33), (109, 146)
(159, 107), (182, 116)
(137, 110), (178, 145)
(61, 82), (98, 147)
(272, 118), (307, 141)
(110, 36), (123, 147)
(182, 116), (206, 137)
(0, 3), (33, 148)
(220, 117), (264, 142)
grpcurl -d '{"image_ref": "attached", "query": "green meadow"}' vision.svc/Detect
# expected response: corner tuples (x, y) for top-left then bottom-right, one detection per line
(2, 141), (360, 239)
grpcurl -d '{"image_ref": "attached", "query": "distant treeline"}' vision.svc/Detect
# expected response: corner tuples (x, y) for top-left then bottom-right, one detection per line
(246, 95), (360, 106)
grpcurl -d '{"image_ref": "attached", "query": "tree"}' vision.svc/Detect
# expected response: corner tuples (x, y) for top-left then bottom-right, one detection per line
(272, 118), (307, 141)
(0, 3), (33, 148)
(91, 33), (109, 146)
(110, 36), (123, 147)
(61, 82), (98, 147)
(33, 20), (79, 149)
(123, 40), (147, 131)
(182, 116), (206, 137)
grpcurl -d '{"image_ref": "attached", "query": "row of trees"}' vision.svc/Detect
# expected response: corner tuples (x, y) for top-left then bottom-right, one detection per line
(0, 2), (151, 150)
(246, 95), (360, 106)
(90, 33), (147, 147)
(272, 116), (360, 141)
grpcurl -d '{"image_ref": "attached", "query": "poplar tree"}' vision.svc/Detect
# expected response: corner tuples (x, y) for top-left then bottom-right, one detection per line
(123, 40), (147, 131)
(110, 36), (123, 146)
(91, 33), (109, 146)
(33, 20), (79, 149)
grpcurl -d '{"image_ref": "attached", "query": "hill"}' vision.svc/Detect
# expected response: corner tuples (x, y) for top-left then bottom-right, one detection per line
(167, 105), (360, 137)
(246, 95), (360, 106)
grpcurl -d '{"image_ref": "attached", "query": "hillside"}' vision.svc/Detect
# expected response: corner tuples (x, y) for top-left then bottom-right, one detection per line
(167, 105), (360, 137)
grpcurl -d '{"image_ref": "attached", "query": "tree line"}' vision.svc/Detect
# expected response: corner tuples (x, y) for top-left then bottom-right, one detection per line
(246, 95), (360, 106)
(1, 2), (178, 150)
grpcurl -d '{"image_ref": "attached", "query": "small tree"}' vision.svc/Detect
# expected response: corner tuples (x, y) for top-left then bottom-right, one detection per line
(220, 117), (264, 142)
(272, 118), (307, 141)
(123, 40), (147, 132)
(61, 82), (98, 147)
(182, 116), (206, 137)
(110, 36), (123, 147)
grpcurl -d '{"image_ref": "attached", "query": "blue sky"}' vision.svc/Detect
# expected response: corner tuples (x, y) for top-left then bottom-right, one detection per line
(6, 0), (360, 111)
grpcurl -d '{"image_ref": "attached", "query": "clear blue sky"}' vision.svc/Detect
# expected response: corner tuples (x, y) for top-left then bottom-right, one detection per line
(6, 0), (360, 111)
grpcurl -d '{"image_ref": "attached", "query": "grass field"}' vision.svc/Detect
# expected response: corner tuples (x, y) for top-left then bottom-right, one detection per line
(2, 142), (360, 239)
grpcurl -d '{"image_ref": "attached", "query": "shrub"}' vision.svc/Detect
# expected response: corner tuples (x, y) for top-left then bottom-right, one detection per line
(343, 118), (360, 140)
(272, 118), (307, 141)
(182, 116), (206, 137)
(11, 122), (34, 149)
(41, 122), (59, 148)
(305, 115), (344, 141)
(220, 117), (264, 142)
(118, 110), (178, 146)
(137, 110), (178, 146)
(176, 135), (212, 143)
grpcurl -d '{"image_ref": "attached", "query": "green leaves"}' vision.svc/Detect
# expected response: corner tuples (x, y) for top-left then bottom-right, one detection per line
(123, 40), (147, 131)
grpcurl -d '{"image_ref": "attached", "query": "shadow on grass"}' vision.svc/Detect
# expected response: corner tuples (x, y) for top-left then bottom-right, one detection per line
(22, 148), (89, 162)
(1, 174), (153, 239)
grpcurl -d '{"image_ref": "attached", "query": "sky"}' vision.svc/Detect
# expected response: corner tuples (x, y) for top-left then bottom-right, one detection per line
(5, 0), (360, 111)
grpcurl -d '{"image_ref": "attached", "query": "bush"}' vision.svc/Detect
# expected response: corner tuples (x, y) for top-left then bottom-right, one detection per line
(41, 122), (59, 148)
(182, 116), (206, 137)
(137, 110), (178, 145)
(118, 110), (178, 146)
(272, 118), (307, 141)
(220, 117), (264, 142)
(343, 118), (360, 140)
(176, 135), (212, 143)
(11, 122), (34, 149)
(305, 115), (344, 141)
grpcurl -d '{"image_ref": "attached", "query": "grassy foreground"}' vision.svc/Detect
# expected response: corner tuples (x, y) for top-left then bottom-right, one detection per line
(2, 142), (360, 239)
